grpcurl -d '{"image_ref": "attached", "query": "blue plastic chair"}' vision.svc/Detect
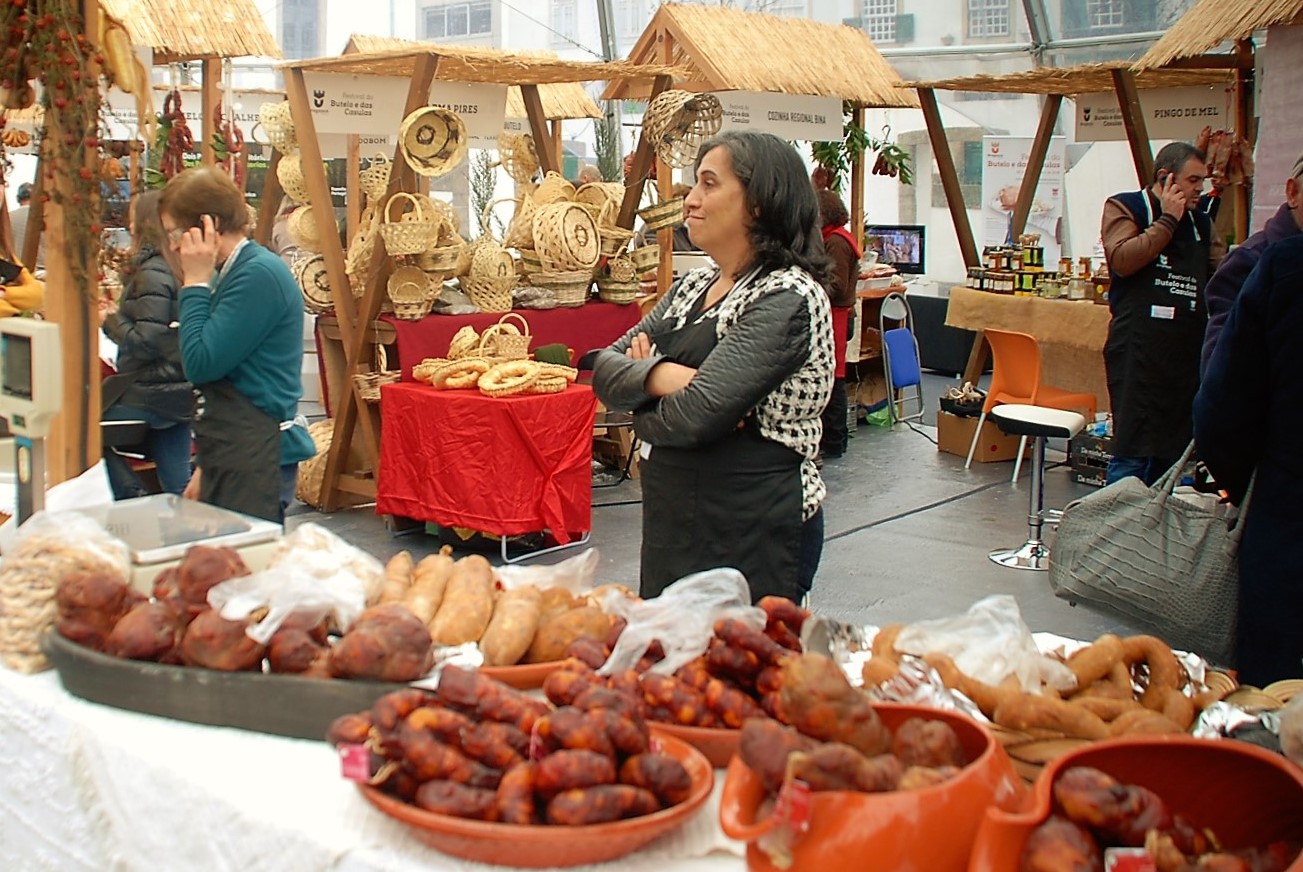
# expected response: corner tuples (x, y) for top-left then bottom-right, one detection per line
(880, 293), (924, 425)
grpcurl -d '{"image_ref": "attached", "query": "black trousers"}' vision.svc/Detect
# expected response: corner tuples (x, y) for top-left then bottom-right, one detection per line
(821, 377), (848, 456)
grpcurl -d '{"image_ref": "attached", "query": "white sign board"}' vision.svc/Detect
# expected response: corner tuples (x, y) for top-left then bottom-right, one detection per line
(318, 133), (396, 160)
(102, 84), (281, 145)
(713, 91), (842, 142)
(981, 136), (1066, 263)
(301, 73), (408, 136)
(1075, 85), (1230, 143)
(427, 82), (508, 149)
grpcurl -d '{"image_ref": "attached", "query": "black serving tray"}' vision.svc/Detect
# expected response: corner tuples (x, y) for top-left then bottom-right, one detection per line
(42, 631), (408, 741)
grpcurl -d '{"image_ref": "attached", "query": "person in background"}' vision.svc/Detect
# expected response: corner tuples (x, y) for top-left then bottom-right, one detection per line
(160, 167), (315, 524)
(270, 195), (306, 270)
(1194, 234), (1303, 684)
(593, 131), (834, 604)
(815, 188), (858, 460)
(1201, 151), (1303, 374)
(577, 163), (602, 185)
(634, 183), (695, 252)
(1101, 141), (1224, 486)
(9, 182), (44, 270)
(99, 191), (194, 500)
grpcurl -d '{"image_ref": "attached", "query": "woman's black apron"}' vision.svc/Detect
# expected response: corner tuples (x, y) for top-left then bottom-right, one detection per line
(638, 277), (805, 604)
(1104, 192), (1210, 460)
(192, 379), (282, 523)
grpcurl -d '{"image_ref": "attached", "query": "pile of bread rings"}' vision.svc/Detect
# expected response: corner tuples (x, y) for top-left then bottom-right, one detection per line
(862, 629), (1238, 778)
(412, 356), (578, 397)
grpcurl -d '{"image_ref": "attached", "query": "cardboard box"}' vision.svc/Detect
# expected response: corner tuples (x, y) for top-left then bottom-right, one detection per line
(1069, 433), (1113, 487)
(1073, 467), (1108, 488)
(937, 411), (1028, 462)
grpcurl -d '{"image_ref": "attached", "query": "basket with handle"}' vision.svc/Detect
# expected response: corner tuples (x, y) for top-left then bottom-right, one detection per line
(387, 265), (435, 320)
(630, 243), (661, 274)
(287, 205), (337, 253)
(379, 192), (443, 257)
(532, 202), (600, 272)
(345, 204), (381, 296)
(276, 153), (311, 204)
(259, 101), (297, 155)
(460, 227), (516, 313)
(419, 231), (467, 274)
(496, 132), (539, 184)
(501, 192), (536, 250)
(352, 345), (401, 403)
(596, 275), (638, 305)
(477, 313), (532, 359)
(642, 90), (723, 168)
(359, 152), (392, 202)
(531, 170), (577, 206)
(575, 182), (625, 225)
(530, 269), (593, 308)
(637, 181), (685, 234)
(398, 106), (469, 178)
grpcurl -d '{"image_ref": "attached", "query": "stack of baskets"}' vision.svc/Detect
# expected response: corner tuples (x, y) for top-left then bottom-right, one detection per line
(387, 265), (436, 321)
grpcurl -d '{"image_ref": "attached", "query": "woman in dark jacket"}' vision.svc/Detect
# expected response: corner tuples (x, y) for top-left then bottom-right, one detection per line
(593, 132), (835, 604)
(101, 190), (193, 499)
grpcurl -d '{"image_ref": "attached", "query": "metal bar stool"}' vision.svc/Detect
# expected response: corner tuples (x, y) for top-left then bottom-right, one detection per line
(986, 404), (1085, 571)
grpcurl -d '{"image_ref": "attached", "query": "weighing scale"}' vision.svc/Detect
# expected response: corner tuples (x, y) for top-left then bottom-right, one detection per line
(0, 319), (62, 523)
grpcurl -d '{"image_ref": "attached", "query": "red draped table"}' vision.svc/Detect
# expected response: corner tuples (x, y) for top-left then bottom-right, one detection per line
(376, 382), (598, 543)
(382, 303), (642, 379)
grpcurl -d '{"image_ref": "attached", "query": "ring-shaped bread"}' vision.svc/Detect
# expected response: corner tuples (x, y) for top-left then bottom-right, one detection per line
(479, 360), (541, 396)
(432, 357), (491, 389)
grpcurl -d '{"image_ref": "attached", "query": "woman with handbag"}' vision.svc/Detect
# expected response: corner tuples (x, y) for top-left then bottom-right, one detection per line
(1194, 234), (1303, 685)
(593, 131), (835, 604)
(100, 190), (193, 499)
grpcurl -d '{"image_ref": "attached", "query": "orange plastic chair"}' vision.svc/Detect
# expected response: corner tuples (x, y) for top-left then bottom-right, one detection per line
(963, 329), (1098, 482)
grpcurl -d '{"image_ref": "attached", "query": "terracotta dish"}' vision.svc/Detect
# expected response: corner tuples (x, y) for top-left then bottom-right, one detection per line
(649, 721), (739, 769)
(358, 733), (714, 868)
(477, 659), (563, 691)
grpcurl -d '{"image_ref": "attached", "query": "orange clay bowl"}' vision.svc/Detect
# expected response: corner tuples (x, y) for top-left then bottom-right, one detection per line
(358, 732), (714, 868)
(968, 734), (1303, 872)
(719, 703), (1026, 872)
(478, 660), (564, 690)
(648, 721), (740, 769)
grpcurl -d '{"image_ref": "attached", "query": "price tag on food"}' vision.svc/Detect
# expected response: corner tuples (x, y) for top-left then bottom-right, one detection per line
(774, 777), (813, 835)
(1104, 849), (1158, 872)
(338, 743), (371, 782)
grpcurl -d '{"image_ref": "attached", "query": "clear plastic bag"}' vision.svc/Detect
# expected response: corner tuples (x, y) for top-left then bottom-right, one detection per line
(208, 562), (367, 645)
(598, 568), (765, 677)
(495, 548), (599, 595)
(266, 522), (384, 606)
(894, 594), (1075, 693)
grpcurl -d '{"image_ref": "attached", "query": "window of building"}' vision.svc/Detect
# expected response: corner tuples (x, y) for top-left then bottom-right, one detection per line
(1087, 0), (1125, 29)
(551, 0), (578, 42)
(759, 0), (807, 16)
(615, 0), (648, 38)
(967, 0), (1009, 38)
(423, 1), (492, 40)
(864, 0), (897, 43)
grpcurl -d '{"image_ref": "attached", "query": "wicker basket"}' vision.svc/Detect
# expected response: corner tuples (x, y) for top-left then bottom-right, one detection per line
(532, 170), (577, 206)
(502, 193), (536, 250)
(345, 204), (382, 292)
(637, 184), (685, 233)
(293, 254), (334, 313)
(460, 275), (515, 313)
(276, 153), (310, 204)
(399, 106), (469, 177)
(477, 313), (531, 359)
(517, 248), (542, 275)
(259, 101), (297, 155)
(531, 269), (592, 308)
(353, 369), (402, 402)
(596, 277), (639, 305)
(359, 152), (392, 201)
(420, 237), (466, 274)
(575, 182), (625, 225)
(497, 132), (539, 184)
(387, 265), (434, 320)
(598, 224), (635, 258)
(287, 205), (337, 253)
(380, 192), (443, 257)
(630, 244), (661, 273)
(532, 202), (600, 272)
(607, 253), (637, 283)
(642, 90), (723, 168)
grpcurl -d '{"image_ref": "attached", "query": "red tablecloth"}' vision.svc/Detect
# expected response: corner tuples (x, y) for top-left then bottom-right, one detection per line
(383, 303), (642, 378)
(376, 382), (597, 542)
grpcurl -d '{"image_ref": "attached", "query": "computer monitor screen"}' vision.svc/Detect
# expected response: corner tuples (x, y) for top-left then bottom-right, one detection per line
(2, 334), (32, 400)
(864, 224), (926, 275)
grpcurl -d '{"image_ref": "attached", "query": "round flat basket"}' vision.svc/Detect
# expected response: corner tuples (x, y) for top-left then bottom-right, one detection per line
(276, 153), (310, 204)
(359, 152), (392, 201)
(293, 254), (334, 313)
(379, 192), (443, 257)
(532, 203), (600, 272)
(642, 90), (723, 168)
(287, 205), (337, 253)
(531, 269), (592, 308)
(399, 106), (469, 178)
(496, 133), (539, 184)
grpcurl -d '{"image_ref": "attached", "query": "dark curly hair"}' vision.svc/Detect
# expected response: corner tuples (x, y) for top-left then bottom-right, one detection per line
(816, 188), (849, 229)
(693, 131), (830, 286)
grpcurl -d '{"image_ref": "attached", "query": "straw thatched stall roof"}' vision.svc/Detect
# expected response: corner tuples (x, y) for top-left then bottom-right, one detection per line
(1135, 0), (1303, 70)
(101, 0), (281, 63)
(280, 44), (680, 87)
(344, 35), (602, 120)
(905, 61), (1233, 95)
(600, 3), (916, 108)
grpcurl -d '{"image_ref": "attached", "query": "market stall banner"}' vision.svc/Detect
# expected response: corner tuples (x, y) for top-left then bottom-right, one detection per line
(102, 85), (283, 146)
(300, 73), (409, 137)
(712, 91), (842, 143)
(317, 133), (396, 160)
(427, 82), (509, 150)
(1074, 85), (1230, 144)
(981, 136), (1066, 263)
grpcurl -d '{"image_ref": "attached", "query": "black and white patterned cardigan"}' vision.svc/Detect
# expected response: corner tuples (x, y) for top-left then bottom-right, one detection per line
(593, 264), (835, 520)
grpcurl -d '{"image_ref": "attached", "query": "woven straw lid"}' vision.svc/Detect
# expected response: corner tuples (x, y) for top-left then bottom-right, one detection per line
(642, 90), (723, 168)
(293, 254), (333, 313)
(399, 106), (469, 178)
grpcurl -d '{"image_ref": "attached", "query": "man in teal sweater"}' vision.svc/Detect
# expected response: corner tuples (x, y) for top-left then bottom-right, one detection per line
(161, 168), (315, 523)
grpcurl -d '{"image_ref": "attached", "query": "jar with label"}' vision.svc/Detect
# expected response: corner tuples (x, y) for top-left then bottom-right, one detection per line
(1067, 277), (1089, 301)
(1058, 257), (1073, 276)
(1078, 257), (1093, 279)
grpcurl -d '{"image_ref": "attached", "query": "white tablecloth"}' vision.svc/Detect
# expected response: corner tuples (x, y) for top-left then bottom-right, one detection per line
(0, 667), (745, 872)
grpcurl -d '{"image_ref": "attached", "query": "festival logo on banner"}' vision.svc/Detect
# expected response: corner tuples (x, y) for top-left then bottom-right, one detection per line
(981, 136), (1066, 263)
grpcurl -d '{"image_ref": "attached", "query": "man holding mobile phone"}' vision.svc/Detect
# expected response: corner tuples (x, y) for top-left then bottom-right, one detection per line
(160, 168), (315, 523)
(1099, 141), (1225, 486)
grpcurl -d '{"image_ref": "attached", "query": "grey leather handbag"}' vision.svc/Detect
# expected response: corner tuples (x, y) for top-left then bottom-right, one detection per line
(1049, 441), (1250, 666)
